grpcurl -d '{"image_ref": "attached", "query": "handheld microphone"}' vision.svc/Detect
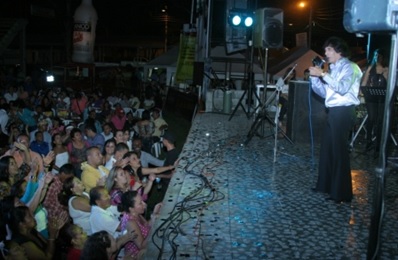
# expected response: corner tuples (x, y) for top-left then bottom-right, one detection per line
(312, 56), (326, 68)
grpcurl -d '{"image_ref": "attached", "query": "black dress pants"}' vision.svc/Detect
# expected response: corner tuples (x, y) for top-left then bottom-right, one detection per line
(316, 105), (355, 201)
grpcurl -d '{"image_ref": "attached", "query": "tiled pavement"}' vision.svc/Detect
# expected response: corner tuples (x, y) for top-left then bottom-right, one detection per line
(145, 111), (398, 260)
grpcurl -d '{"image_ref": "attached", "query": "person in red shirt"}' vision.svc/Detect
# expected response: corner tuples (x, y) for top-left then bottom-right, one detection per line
(65, 224), (88, 260)
(110, 107), (127, 131)
(70, 92), (88, 117)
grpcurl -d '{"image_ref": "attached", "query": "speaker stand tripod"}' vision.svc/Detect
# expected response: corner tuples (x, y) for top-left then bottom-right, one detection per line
(244, 71), (295, 149)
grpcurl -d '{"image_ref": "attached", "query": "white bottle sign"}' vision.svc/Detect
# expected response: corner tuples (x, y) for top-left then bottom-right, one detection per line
(72, 0), (97, 63)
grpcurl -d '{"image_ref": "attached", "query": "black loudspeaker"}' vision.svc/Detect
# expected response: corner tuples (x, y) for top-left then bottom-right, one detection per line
(253, 8), (283, 48)
(343, 0), (397, 32)
(286, 81), (327, 144)
(193, 62), (204, 86)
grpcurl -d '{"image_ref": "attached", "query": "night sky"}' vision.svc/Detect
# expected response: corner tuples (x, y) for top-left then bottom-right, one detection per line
(0, 0), (378, 53)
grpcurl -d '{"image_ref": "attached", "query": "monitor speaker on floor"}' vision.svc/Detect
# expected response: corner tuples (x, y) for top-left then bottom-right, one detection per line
(286, 81), (327, 144)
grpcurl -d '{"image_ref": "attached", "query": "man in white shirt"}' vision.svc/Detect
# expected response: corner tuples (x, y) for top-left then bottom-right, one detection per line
(0, 107), (9, 135)
(89, 186), (133, 251)
(3, 85), (18, 103)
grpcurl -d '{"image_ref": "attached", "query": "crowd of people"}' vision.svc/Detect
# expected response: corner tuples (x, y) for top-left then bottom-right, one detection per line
(0, 80), (181, 259)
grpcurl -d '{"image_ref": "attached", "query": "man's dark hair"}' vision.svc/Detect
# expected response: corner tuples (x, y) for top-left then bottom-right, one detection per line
(322, 37), (350, 58)
(84, 122), (97, 133)
(115, 142), (129, 152)
(59, 163), (76, 176)
(89, 186), (105, 206)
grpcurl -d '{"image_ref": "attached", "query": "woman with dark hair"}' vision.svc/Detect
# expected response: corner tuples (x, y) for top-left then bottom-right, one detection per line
(80, 230), (117, 260)
(0, 156), (21, 187)
(361, 48), (389, 151)
(7, 205), (67, 260)
(49, 117), (65, 136)
(60, 176), (92, 235)
(63, 223), (88, 260)
(51, 133), (69, 174)
(105, 166), (130, 206)
(66, 128), (90, 179)
(123, 151), (175, 181)
(102, 138), (116, 169)
(118, 190), (161, 259)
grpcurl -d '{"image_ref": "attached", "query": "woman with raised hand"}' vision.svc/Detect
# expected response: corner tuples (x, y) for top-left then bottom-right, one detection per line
(7, 205), (68, 260)
(118, 190), (162, 259)
(59, 176), (92, 235)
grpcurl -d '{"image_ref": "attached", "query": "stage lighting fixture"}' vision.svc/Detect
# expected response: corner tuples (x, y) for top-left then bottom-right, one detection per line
(228, 9), (253, 27)
(46, 73), (54, 82)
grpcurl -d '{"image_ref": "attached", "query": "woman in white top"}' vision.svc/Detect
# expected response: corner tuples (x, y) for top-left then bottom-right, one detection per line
(51, 133), (69, 174)
(102, 138), (116, 170)
(61, 176), (92, 235)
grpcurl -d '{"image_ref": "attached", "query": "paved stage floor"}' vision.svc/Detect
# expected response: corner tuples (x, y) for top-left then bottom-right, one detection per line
(145, 111), (398, 259)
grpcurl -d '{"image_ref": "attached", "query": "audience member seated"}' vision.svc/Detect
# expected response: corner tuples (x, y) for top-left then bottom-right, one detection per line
(113, 129), (125, 145)
(14, 100), (36, 132)
(132, 137), (164, 168)
(30, 131), (50, 157)
(60, 177), (92, 235)
(111, 107), (127, 131)
(84, 123), (105, 151)
(123, 128), (133, 151)
(124, 112), (139, 139)
(0, 104), (9, 136)
(0, 156), (23, 188)
(105, 166), (131, 206)
(49, 117), (65, 136)
(88, 187), (134, 253)
(3, 133), (45, 173)
(81, 146), (109, 192)
(64, 223), (88, 260)
(123, 165), (155, 202)
(118, 190), (162, 259)
(66, 128), (90, 179)
(70, 92), (88, 118)
(84, 109), (103, 134)
(129, 93), (140, 110)
(42, 163), (75, 219)
(30, 119), (52, 150)
(103, 138), (116, 169)
(7, 205), (68, 260)
(100, 100), (113, 122)
(101, 122), (114, 142)
(80, 231), (119, 260)
(104, 142), (129, 171)
(51, 133), (70, 174)
(123, 151), (175, 180)
(3, 85), (18, 103)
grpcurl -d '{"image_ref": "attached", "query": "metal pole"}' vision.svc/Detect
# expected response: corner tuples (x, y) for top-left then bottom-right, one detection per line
(308, 4), (312, 49)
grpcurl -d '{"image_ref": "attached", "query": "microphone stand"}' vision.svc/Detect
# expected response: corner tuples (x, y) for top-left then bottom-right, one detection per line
(272, 64), (297, 162)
